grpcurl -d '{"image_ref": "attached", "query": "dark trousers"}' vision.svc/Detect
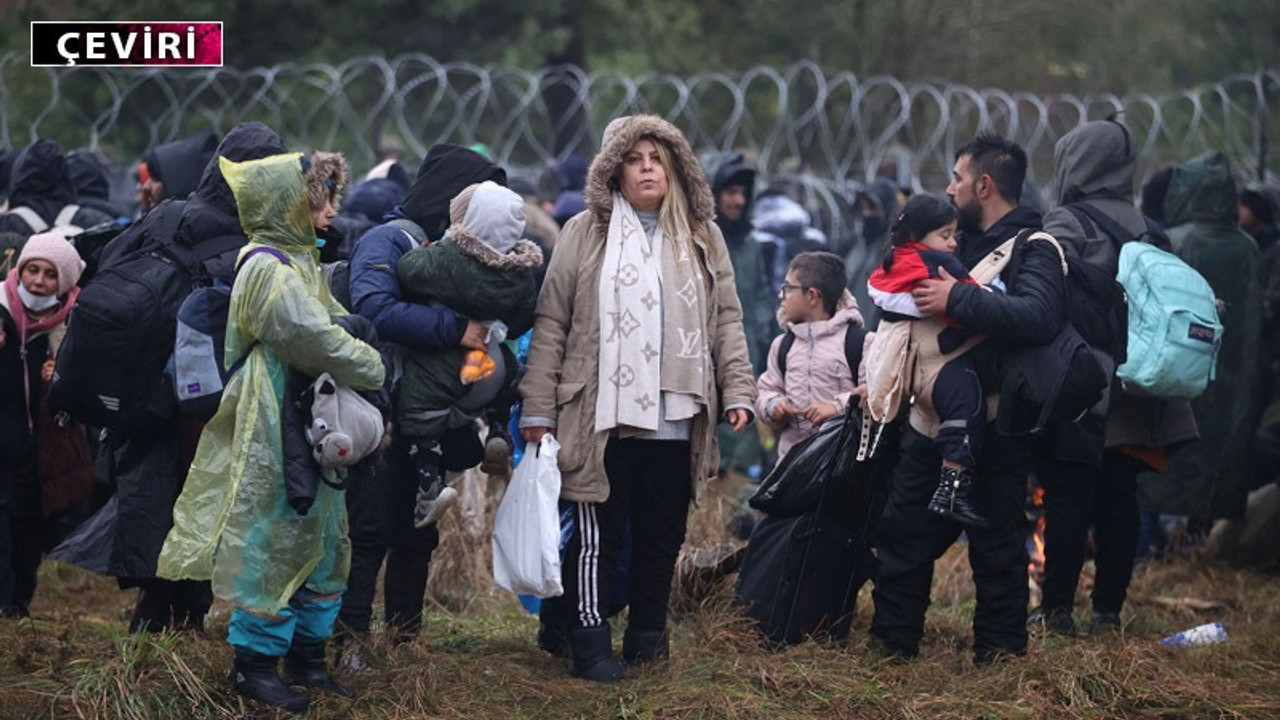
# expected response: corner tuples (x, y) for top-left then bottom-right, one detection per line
(339, 436), (441, 636)
(563, 438), (691, 632)
(1, 513), (43, 615)
(870, 424), (1030, 661)
(932, 346), (995, 466)
(1039, 450), (1142, 615)
(129, 578), (213, 632)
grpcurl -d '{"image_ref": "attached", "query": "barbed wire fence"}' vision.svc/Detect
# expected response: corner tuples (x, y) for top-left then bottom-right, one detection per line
(2, 53), (1276, 240)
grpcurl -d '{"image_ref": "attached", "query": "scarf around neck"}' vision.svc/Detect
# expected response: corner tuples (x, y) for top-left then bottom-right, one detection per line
(3, 269), (76, 346)
(596, 194), (707, 433)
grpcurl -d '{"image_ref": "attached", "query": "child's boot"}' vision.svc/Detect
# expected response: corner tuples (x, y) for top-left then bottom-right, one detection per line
(927, 469), (955, 517)
(409, 441), (455, 528)
(480, 418), (512, 476)
(940, 465), (990, 529)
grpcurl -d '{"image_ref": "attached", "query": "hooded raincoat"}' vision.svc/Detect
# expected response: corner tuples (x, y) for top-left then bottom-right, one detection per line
(157, 153), (385, 614)
(1137, 152), (1264, 519)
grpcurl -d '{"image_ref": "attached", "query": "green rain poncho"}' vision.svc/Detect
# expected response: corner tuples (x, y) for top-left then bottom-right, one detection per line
(157, 153), (384, 614)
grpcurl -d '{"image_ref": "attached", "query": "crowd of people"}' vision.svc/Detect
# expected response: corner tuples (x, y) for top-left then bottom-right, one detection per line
(0, 114), (1276, 713)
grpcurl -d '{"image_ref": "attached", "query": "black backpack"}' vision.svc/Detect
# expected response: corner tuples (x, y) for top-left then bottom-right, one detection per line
(996, 230), (1117, 436)
(49, 200), (245, 433)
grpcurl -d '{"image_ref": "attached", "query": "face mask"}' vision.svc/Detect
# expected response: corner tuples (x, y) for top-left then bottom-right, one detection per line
(17, 283), (60, 312)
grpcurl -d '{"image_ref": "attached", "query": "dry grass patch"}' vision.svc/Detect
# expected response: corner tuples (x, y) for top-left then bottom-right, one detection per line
(3, 470), (1279, 719)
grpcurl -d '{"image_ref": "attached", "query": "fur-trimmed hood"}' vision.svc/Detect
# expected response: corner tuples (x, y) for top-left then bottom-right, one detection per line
(306, 151), (349, 213)
(584, 114), (715, 229)
(448, 226), (544, 271)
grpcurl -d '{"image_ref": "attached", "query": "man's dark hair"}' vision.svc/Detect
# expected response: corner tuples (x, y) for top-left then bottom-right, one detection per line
(788, 251), (848, 315)
(956, 133), (1027, 204)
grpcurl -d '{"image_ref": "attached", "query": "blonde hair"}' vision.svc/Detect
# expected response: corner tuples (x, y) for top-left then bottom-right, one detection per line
(651, 138), (714, 265)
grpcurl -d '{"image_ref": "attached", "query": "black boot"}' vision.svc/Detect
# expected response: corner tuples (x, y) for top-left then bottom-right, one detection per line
(281, 639), (355, 698)
(940, 466), (990, 528)
(622, 627), (669, 665)
(538, 616), (570, 658)
(926, 470), (954, 518)
(567, 626), (626, 683)
(231, 650), (310, 713)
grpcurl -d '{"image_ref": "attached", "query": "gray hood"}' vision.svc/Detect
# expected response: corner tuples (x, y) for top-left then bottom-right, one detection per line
(1054, 119), (1137, 205)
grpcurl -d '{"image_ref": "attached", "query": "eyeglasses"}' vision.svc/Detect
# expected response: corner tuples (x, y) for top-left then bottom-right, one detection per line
(778, 283), (808, 296)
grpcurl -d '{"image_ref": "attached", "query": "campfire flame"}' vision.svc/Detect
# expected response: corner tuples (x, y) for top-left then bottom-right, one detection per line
(1027, 486), (1046, 581)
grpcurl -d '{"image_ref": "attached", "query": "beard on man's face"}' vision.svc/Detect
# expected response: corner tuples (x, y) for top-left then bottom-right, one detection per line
(954, 194), (983, 235)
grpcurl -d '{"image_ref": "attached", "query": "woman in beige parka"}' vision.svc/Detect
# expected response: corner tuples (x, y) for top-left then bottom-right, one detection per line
(520, 115), (756, 681)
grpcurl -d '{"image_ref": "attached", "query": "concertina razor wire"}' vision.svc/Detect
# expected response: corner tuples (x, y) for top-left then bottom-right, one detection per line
(2, 53), (1276, 241)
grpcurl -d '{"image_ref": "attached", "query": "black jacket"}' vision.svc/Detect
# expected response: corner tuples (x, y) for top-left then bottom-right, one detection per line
(949, 205), (1065, 349)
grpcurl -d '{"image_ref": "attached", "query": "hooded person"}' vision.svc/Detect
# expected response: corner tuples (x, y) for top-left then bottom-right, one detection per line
(0, 140), (113, 238)
(395, 181), (543, 526)
(51, 122), (288, 635)
(157, 152), (384, 713)
(1137, 152), (1264, 523)
(66, 150), (129, 220)
(1034, 119), (1199, 636)
(138, 130), (219, 211)
(519, 114), (756, 681)
(704, 151), (772, 477)
(338, 143), (508, 650)
(303, 150), (350, 262)
(0, 233), (85, 617)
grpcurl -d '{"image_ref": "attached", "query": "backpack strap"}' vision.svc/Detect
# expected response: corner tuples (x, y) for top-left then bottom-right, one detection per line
(1068, 202), (1136, 246)
(6, 206), (47, 234)
(54, 204), (81, 229)
(225, 247), (294, 376)
(776, 330), (796, 379)
(844, 325), (867, 377)
(969, 235), (1020, 285)
(234, 246), (293, 274)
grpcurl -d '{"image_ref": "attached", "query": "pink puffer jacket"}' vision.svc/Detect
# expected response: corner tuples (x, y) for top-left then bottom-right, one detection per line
(755, 294), (865, 461)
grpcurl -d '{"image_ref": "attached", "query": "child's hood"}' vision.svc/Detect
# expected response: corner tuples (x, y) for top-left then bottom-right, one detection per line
(448, 181), (543, 271)
(777, 288), (865, 338)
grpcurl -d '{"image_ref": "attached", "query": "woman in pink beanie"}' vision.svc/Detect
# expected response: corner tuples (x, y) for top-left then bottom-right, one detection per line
(0, 232), (86, 617)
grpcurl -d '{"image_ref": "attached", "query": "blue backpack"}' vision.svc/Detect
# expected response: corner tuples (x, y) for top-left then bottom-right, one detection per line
(1114, 242), (1222, 399)
(173, 246), (291, 418)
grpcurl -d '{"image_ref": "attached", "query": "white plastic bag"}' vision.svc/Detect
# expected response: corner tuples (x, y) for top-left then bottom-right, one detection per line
(492, 434), (564, 597)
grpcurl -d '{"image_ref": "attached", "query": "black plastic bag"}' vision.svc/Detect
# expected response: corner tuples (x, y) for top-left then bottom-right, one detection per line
(750, 404), (863, 518)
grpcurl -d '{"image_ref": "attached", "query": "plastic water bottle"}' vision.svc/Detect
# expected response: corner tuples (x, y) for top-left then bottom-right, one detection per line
(1161, 622), (1228, 648)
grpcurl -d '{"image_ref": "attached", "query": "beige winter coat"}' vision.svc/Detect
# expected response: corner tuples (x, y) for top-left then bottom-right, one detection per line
(519, 115), (757, 504)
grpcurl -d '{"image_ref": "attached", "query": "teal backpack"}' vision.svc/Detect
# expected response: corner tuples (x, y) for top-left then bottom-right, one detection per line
(1114, 242), (1222, 398)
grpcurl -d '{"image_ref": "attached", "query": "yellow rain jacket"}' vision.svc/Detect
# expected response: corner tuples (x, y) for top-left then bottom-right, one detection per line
(157, 153), (384, 614)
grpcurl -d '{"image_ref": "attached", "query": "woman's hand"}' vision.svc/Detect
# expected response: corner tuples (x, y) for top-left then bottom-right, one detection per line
(802, 402), (839, 425)
(521, 426), (554, 445)
(41, 356), (56, 383)
(0, 326), (6, 349)
(726, 408), (750, 432)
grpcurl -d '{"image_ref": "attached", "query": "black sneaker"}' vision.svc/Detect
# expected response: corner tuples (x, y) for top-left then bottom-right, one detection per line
(1091, 611), (1123, 634)
(1027, 606), (1077, 637)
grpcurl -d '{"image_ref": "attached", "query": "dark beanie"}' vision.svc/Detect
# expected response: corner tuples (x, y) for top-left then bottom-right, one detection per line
(400, 144), (507, 241)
